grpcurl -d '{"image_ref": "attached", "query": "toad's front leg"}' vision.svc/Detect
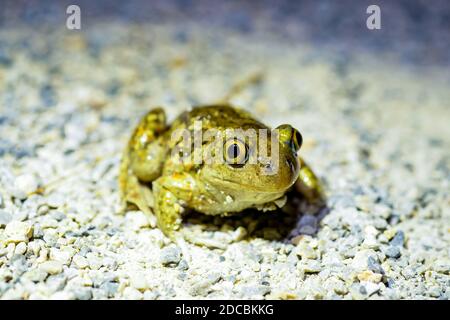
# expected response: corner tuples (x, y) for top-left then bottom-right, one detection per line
(153, 180), (185, 239)
(153, 173), (208, 240)
(119, 107), (168, 216)
(153, 173), (224, 249)
(295, 158), (325, 205)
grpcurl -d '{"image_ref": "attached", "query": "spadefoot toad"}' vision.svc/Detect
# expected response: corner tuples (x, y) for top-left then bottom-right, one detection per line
(119, 105), (322, 240)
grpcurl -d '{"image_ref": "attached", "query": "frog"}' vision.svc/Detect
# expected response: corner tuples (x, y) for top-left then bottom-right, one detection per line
(119, 104), (323, 242)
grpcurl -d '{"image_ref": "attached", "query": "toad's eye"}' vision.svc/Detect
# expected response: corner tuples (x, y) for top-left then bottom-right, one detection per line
(224, 139), (248, 167)
(292, 129), (303, 152)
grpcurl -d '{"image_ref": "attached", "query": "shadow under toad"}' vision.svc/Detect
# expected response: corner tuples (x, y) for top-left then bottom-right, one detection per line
(181, 190), (330, 244)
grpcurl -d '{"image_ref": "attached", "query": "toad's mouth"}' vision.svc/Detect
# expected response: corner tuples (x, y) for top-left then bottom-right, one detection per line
(204, 174), (291, 194)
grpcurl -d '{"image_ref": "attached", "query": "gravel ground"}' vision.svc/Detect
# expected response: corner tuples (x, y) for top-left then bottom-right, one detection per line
(0, 4), (449, 300)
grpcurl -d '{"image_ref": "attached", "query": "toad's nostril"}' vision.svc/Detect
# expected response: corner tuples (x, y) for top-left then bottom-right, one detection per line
(260, 160), (275, 175)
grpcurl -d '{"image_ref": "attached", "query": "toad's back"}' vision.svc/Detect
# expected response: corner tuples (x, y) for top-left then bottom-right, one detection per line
(169, 105), (269, 133)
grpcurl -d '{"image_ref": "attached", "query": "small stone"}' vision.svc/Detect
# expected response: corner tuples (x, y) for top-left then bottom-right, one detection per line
(23, 269), (48, 282)
(351, 249), (377, 271)
(432, 259), (449, 274)
(177, 272), (187, 281)
(368, 256), (384, 274)
(427, 286), (442, 298)
(373, 219), (388, 230)
(177, 259), (189, 271)
(46, 274), (67, 291)
(15, 211), (29, 222)
(99, 281), (119, 298)
(51, 211), (66, 221)
(299, 260), (321, 273)
(329, 279), (348, 295)
(47, 193), (65, 208)
(0, 210), (12, 227)
(160, 245), (181, 266)
(10, 254), (27, 274)
(383, 229), (397, 241)
(14, 242), (27, 255)
(240, 285), (271, 298)
(401, 267), (416, 279)
(143, 290), (159, 300)
(91, 288), (108, 300)
(73, 288), (93, 300)
(123, 287), (143, 300)
(86, 253), (103, 270)
(43, 231), (58, 246)
(207, 272), (222, 285)
(384, 246), (401, 259)
(295, 241), (318, 260)
(130, 273), (148, 291)
(37, 205), (50, 216)
(39, 260), (63, 275)
(329, 194), (355, 209)
(3, 221), (33, 243)
(291, 235), (305, 245)
(357, 270), (382, 283)
(373, 204), (391, 219)
(362, 225), (380, 249)
(361, 281), (380, 296)
(189, 279), (213, 296)
(13, 174), (39, 199)
(390, 231), (405, 247)
(50, 248), (75, 265)
(37, 248), (49, 263)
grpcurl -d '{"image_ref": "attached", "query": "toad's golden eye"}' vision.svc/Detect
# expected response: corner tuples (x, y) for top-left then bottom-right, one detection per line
(223, 139), (248, 167)
(292, 129), (303, 152)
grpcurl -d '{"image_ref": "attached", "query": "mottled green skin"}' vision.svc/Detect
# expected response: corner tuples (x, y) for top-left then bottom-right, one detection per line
(120, 105), (322, 239)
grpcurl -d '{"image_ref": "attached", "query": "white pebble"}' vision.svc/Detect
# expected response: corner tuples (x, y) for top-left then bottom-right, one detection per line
(39, 260), (63, 275)
(130, 273), (148, 291)
(50, 248), (75, 265)
(72, 255), (89, 269)
(14, 174), (39, 198)
(14, 242), (27, 255)
(3, 221), (34, 244)
(123, 287), (143, 300)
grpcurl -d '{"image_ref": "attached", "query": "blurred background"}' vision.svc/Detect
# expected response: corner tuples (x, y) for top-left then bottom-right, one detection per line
(1, 0), (450, 66)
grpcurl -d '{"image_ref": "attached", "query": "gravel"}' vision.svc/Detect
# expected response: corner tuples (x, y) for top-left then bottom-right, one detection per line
(0, 211), (12, 227)
(0, 3), (449, 300)
(3, 222), (34, 244)
(160, 245), (182, 267)
(39, 261), (64, 275)
(390, 231), (405, 247)
(385, 247), (401, 259)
